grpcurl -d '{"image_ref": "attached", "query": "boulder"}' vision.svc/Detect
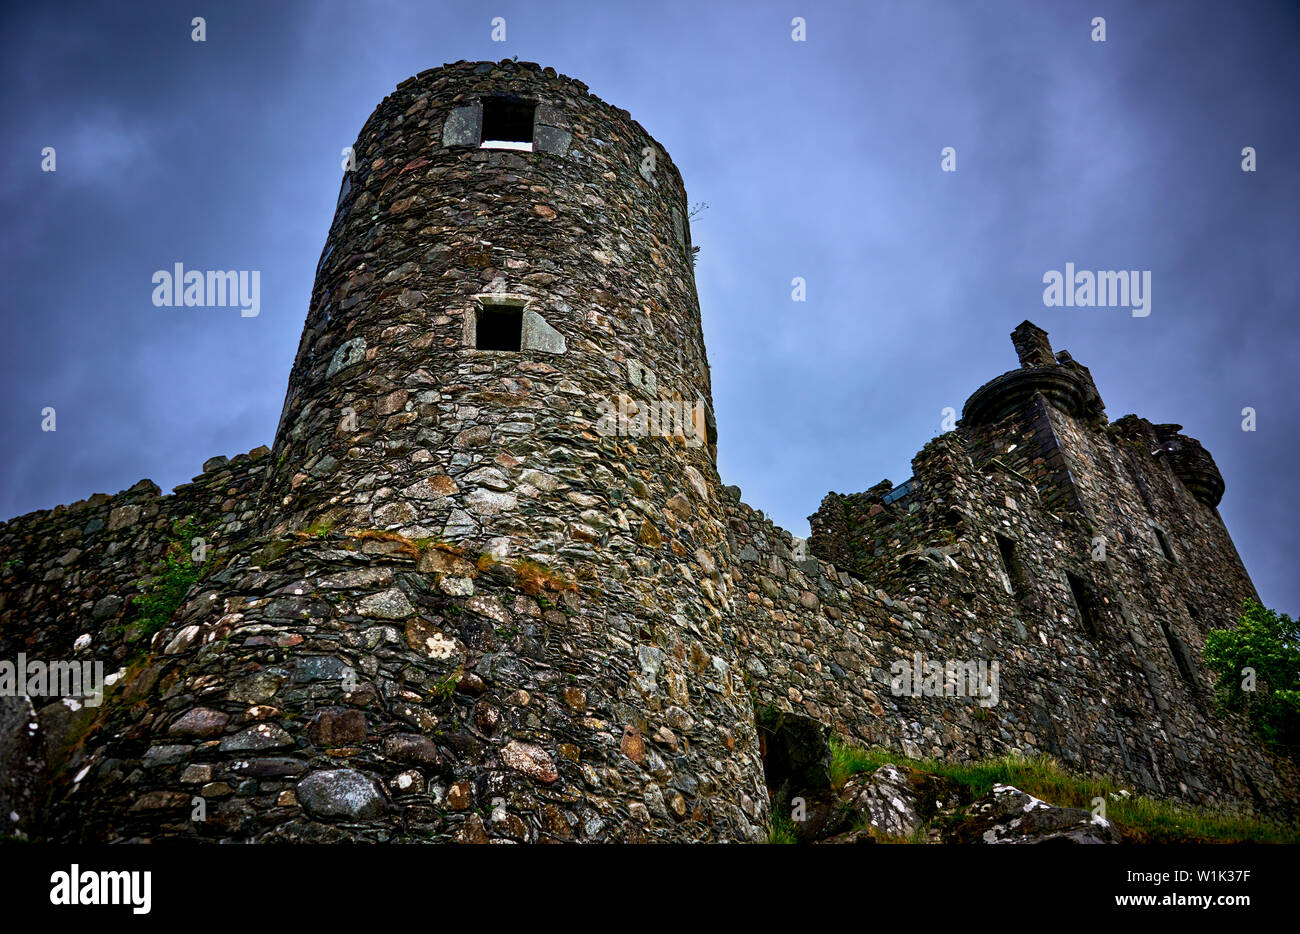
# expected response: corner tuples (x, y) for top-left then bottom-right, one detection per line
(954, 783), (1122, 844)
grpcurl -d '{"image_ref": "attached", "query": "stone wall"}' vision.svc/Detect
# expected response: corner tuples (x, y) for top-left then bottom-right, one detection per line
(738, 444), (1299, 819)
(0, 446), (270, 838)
(0, 447), (270, 664)
(36, 518), (768, 843)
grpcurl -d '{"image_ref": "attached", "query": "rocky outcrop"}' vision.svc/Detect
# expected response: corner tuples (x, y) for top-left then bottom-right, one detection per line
(820, 764), (1122, 844)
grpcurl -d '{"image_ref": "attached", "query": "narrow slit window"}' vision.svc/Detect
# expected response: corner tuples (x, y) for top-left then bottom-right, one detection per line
(1159, 619), (1196, 686)
(995, 533), (1026, 601)
(476, 304), (523, 351)
(1065, 571), (1101, 640)
(1154, 527), (1176, 562)
(480, 97), (535, 150)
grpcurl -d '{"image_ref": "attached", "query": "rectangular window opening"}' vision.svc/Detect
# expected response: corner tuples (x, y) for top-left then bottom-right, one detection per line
(1065, 570), (1101, 640)
(480, 97), (535, 150)
(995, 533), (1027, 601)
(1154, 527), (1176, 562)
(476, 304), (523, 351)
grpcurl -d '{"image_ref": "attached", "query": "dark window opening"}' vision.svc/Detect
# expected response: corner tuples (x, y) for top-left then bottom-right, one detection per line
(995, 533), (1027, 601)
(1154, 527), (1176, 562)
(476, 305), (523, 350)
(1066, 570), (1102, 640)
(704, 404), (718, 446)
(1158, 618), (1196, 687)
(480, 97), (535, 146)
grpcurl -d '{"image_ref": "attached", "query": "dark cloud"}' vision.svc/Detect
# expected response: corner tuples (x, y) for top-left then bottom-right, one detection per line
(2, 0), (1296, 613)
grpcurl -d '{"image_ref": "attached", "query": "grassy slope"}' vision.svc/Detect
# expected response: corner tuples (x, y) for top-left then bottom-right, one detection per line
(767, 740), (1300, 844)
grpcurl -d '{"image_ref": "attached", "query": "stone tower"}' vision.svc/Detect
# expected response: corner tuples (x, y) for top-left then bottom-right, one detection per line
(263, 59), (717, 541)
(11, 60), (767, 844)
(249, 58), (755, 839)
(801, 322), (1295, 814)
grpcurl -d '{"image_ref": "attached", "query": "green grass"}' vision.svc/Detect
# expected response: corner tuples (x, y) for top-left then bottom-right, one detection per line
(829, 739), (1300, 844)
(765, 798), (798, 844)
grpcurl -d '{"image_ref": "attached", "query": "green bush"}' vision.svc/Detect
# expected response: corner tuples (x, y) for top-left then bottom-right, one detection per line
(1205, 599), (1300, 757)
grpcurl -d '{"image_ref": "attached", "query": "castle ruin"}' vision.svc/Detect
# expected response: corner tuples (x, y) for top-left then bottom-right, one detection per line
(1, 61), (1294, 843)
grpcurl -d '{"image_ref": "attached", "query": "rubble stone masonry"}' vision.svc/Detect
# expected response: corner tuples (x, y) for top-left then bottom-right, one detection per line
(1, 62), (1294, 843)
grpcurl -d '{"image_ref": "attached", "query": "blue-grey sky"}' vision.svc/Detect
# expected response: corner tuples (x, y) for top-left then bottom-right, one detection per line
(2, 0), (1297, 615)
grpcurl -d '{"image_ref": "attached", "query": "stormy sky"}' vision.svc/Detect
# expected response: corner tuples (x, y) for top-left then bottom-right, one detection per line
(2, 0), (1297, 615)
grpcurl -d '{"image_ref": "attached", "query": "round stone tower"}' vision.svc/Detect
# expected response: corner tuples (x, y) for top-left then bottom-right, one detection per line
(165, 59), (762, 842)
(47, 60), (765, 846)
(265, 59), (717, 545)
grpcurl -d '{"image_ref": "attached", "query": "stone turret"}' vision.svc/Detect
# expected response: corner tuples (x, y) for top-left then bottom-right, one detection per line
(237, 60), (756, 841)
(14, 61), (766, 845)
(962, 320), (1105, 426)
(264, 60), (718, 547)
